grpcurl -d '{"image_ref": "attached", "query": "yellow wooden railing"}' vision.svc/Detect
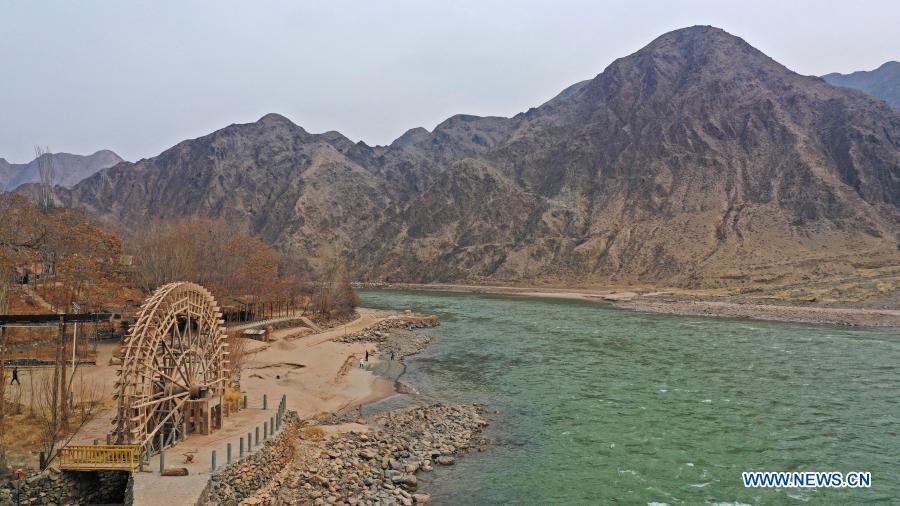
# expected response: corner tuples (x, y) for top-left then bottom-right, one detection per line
(59, 445), (142, 472)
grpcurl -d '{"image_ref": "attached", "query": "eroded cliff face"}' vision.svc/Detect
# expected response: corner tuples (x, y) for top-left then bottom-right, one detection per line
(51, 26), (900, 288)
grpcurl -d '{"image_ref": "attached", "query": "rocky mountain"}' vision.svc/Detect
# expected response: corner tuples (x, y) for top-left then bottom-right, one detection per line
(823, 61), (900, 109)
(0, 150), (123, 191)
(48, 26), (900, 289)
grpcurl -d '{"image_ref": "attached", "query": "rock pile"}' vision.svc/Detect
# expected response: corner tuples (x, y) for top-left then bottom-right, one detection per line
(337, 317), (438, 359)
(339, 317), (438, 343)
(233, 403), (489, 505)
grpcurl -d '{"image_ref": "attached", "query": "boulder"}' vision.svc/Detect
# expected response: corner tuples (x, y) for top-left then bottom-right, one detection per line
(435, 456), (455, 466)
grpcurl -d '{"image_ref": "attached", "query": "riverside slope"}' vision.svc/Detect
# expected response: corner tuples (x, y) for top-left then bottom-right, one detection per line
(48, 26), (900, 291)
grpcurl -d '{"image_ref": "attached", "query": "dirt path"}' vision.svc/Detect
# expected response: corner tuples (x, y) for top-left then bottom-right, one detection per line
(20, 284), (59, 313)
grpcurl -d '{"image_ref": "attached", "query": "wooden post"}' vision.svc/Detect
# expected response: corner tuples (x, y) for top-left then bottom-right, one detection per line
(247, 432), (252, 450)
(239, 437), (244, 458)
(0, 326), (6, 469)
(50, 318), (63, 434)
(263, 394), (267, 410)
(255, 427), (259, 446)
(59, 317), (68, 430)
(226, 443), (231, 465)
(211, 450), (216, 472)
(71, 322), (77, 382)
(159, 436), (165, 473)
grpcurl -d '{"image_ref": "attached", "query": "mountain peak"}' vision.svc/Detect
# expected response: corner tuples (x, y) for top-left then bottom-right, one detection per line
(257, 113), (296, 127)
(90, 149), (123, 159)
(391, 127), (430, 147)
(635, 25), (769, 66)
(651, 25), (731, 42)
(540, 25), (788, 117)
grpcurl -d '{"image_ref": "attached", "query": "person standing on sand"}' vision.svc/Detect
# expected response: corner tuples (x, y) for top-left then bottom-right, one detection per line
(10, 367), (20, 385)
(365, 350), (369, 362)
(359, 357), (364, 368)
(390, 350), (395, 361)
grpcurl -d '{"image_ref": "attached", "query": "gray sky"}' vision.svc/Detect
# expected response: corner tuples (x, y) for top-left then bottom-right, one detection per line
(1, 0), (898, 163)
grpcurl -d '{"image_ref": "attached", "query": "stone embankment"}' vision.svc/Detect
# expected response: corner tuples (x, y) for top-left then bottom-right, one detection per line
(207, 412), (303, 505)
(0, 469), (130, 506)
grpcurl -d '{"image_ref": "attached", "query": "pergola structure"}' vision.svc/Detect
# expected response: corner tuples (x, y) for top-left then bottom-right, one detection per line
(110, 282), (230, 455)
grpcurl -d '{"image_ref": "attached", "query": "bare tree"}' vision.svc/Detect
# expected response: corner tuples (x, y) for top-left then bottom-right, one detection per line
(132, 222), (194, 290)
(225, 330), (247, 378)
(312, 246), (359, 316)
(34, 146), (55, 212)
(36, 365), (100, 469)
(0, 279), (10, 317)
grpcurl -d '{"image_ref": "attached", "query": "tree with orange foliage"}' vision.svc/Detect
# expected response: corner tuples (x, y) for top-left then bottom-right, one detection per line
(0, 193), (135, 311)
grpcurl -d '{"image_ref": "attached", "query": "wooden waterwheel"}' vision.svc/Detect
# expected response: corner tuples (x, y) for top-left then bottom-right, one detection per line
(111, 282), (229, 454)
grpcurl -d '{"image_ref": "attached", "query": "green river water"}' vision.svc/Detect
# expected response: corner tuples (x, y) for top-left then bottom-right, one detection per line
(359, 289), (899, 505)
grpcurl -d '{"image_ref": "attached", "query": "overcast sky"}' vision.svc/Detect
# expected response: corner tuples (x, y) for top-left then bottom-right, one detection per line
(1, 0), (898, 163)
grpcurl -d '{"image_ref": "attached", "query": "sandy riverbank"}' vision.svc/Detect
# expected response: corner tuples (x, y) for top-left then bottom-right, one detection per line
(206, 311), (485, 506)
(369, 283), (900, 327)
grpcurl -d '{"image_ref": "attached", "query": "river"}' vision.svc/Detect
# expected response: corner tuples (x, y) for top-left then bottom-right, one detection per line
(360, 289), (899, 505)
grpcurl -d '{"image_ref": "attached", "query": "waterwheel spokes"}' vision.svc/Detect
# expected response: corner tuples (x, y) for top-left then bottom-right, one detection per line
(110, 282), (230, 454)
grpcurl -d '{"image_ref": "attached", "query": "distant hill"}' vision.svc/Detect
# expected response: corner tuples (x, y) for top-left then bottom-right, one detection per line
(823, 61), (900, 108)
(0, 150), (123, 191)
(45, 26), (900, 290)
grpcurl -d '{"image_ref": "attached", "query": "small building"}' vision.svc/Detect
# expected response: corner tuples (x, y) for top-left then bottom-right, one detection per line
(241, 328), (268, 342)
